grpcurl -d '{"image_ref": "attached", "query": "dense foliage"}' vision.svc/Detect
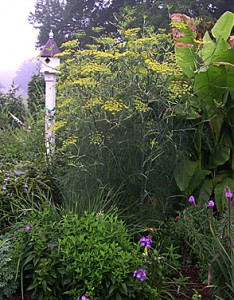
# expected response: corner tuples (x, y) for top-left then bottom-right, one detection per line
(27, 73), (45, 117)
(54, 27), (189, 211)
(29, 0), (234, 49)
(0, 8), (233, 300)
(0, 85), (26, 129)
(11, 207), (180, 300)
(0, 235), (18, 299)
(171, 11), (234, 211)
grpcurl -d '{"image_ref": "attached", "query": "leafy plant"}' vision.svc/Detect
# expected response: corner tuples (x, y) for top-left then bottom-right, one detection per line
(0, 160), (52, 229)
(15, 204), (62, 300)
(15, 206), (160, 300)
(0, 84), (26, 128)
(192, 289), (202, 300)
(53, 25), (189, 217)
(58, 211), (148, 299)
(208, 188), (234, 299)
(171, 11), (234, 211)
(0, 234), (19, 299)
(167, 187), (234, 299)
(209, 235), (234, 299)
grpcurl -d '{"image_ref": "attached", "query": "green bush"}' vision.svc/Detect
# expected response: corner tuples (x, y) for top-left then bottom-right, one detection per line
(0, 234), (19, 299)
(15, 207), (158, 300)
(58, 212), (145, 299)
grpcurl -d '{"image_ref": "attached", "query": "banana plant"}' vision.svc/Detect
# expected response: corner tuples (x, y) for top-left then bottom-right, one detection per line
(171, 11), (234, 211)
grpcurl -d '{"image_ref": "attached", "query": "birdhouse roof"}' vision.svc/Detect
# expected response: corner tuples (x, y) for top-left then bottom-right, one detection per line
(40, 31), (61, 57)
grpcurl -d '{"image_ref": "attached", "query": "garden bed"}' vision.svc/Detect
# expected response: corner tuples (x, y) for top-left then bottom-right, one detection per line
(170, 267), (213, 299)
(6, 267), (213, 300)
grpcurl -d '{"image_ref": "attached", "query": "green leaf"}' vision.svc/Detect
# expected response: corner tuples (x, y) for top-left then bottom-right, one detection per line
(214, 177), (234, 212)
(198, 178), (213, 204)
(194, 65), (227, 105)
(208, 144), (230, 168)
(225, 65), (234, 98)
(211, 11), (234, 41)
(116, 293), (122, 300)
(187, 169), (211, 195)
(200, 31), (216, 63)
(23, 253), (35, 267)
(172, 14), (197, 78)
(210, 111), (224, 138)
(174, 158), (198, 192)
(109, 285), (116, 296)
(175, 46), (196, 78)
(119, 283), (128, 295)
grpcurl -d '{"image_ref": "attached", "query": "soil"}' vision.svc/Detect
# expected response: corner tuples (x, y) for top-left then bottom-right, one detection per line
(4, 292), (32, 300)
(5, 267), (213, 300)
(170, 267), (214, 299)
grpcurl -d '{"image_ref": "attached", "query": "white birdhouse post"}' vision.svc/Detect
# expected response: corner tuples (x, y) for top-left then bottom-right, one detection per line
(39, 30), (60, 157)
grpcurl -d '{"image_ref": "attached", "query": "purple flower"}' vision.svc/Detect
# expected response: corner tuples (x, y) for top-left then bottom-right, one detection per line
(77, 296), (90, 300)
(225, 187), (232, 199)
(208, 200), (215, 208)
(23, 184), (28, 188)
(25, 225), (31, 231)
(133, 269), (147, 281)
(140, 236), (152, 248)
(14, 170), (25, 176)
(4, 177), (10, 182)
(188, 195), (195, 204)
(2, 185), (7, 190)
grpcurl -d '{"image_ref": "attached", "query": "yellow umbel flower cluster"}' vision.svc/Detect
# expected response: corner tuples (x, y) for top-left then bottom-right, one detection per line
(89, 132), (104, 146)
(102, 99), (126, 114)
(60, 136), (78, 151)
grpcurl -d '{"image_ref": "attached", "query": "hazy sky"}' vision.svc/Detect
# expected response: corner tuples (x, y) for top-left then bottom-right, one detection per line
(0, 0), (38, 85)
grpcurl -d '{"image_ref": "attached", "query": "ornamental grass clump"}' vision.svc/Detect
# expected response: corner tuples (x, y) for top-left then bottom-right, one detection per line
(208, 187), (234, 299)
(169, 188), (234, 299)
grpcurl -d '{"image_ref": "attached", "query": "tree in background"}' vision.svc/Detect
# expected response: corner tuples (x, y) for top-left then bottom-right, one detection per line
(0, 85), (26, 128)
(28, 0), (66, 48)
(27, 74), (45, 117)
(13, 60), (39, 95)
(29, 0), (138, 48)
(29, 0), (233, 49)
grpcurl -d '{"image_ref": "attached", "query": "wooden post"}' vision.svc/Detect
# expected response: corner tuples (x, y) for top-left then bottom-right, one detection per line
(39, 30), (60, 157)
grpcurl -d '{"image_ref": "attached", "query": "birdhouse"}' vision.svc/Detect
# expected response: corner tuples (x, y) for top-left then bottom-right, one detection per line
(40, 30), (61, 74)
(39, 30), (61, 157)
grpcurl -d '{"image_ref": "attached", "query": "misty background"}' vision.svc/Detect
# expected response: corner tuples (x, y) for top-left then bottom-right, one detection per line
(0, 0), (38, 94)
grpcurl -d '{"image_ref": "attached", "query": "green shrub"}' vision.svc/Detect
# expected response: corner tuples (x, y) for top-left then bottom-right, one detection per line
(0, 234), (19, 299)
(58, 212), (146, 299)
(15, 207), (158, 300)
